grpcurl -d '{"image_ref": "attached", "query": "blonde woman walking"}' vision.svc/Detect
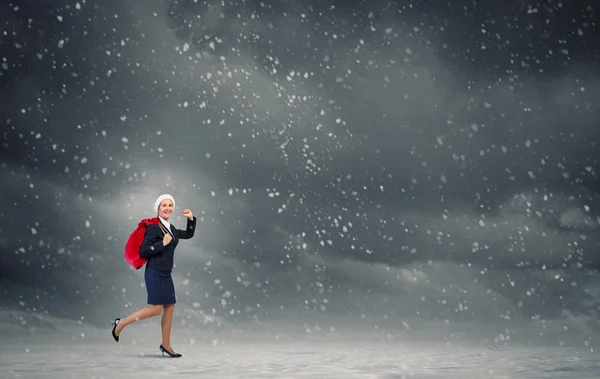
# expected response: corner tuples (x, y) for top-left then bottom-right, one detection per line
(112, 194), (196, 357)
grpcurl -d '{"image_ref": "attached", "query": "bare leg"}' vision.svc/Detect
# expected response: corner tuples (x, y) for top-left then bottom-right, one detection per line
(115, 305), (163, 335)
(161, 304), (176, 352)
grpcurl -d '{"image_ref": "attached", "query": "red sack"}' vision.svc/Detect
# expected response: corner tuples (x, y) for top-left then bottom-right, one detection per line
(124, 217), (160, 269)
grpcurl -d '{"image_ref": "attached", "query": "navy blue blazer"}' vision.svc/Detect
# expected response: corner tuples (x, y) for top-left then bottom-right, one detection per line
(140, 216), (197, 271)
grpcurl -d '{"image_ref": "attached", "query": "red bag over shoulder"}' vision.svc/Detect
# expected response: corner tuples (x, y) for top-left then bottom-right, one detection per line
(124, 217), (160, 269)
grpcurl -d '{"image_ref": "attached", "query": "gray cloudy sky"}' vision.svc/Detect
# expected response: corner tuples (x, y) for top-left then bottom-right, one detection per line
(1, 0), (599, 341)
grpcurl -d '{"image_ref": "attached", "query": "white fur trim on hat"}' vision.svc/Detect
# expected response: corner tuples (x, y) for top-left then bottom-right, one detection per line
(154, 194), (175, 214)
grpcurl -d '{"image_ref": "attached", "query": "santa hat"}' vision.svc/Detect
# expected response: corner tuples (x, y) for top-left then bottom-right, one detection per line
(154, 194), (175, 214)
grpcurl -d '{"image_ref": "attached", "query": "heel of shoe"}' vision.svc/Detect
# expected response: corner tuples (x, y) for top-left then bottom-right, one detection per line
(160, 344), (182, 358)
(111, 318), (121, 342)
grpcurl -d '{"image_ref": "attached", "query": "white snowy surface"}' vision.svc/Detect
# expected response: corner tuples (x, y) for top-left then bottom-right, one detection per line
(2, 333), (599, 379)
(1, 310), (599, 378)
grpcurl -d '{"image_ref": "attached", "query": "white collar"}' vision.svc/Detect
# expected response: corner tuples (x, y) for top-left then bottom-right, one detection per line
(158, 216), (171, 230)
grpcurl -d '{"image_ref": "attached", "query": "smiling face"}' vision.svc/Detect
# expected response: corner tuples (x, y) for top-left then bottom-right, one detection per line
(158, 199), (173, 220)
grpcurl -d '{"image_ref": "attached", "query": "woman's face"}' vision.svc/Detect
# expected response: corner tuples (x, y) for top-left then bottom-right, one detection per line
(158, 199), (173, 220)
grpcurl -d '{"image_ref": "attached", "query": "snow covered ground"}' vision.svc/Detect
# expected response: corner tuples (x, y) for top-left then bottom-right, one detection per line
(2, 331), (599, 378)
(1, 309), (599, 378)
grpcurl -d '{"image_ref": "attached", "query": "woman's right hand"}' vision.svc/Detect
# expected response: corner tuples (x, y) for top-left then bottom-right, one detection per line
(163, 233), (172, 246)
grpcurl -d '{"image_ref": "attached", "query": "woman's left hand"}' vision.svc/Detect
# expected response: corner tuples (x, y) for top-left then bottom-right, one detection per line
(181, 209), (193, 220)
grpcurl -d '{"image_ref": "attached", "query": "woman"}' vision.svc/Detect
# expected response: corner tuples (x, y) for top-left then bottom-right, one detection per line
(111, 194), (197, 358)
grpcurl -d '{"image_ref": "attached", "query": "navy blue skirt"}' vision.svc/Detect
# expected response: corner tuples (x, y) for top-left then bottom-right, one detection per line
(145, 267), (176, 305)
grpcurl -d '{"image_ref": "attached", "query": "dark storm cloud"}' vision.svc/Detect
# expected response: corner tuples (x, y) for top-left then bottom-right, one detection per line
(1, 0), (599, 331)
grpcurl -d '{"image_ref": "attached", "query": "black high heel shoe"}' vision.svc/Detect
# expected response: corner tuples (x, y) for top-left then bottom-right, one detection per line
(111, 318), (120, 342)
(160, 344), (182, 358)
